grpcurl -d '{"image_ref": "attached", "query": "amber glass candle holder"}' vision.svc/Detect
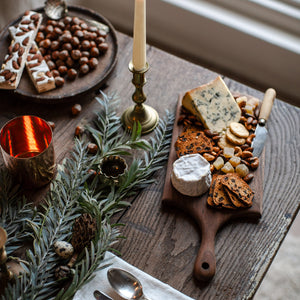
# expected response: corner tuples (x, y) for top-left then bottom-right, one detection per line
(0, 115), (55, 189)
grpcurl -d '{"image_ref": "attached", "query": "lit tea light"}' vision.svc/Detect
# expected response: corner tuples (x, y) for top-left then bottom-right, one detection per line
(0, 115), (55, 188)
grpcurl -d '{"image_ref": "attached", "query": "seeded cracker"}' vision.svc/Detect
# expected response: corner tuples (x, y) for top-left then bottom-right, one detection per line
(175, 128), (213, 158)
(221, 173), (254, 206)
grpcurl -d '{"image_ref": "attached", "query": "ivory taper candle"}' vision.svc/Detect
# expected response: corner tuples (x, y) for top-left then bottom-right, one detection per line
(132, 0), (146, 71)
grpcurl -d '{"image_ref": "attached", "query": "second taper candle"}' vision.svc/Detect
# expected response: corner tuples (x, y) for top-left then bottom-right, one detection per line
(132, 0), (146, 71)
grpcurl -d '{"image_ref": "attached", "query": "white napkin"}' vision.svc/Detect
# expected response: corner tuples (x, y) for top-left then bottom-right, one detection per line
(74, 251), (195, 300)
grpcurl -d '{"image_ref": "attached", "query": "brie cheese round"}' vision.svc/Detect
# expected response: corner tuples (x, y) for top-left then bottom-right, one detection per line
(171, 153), (211, 197)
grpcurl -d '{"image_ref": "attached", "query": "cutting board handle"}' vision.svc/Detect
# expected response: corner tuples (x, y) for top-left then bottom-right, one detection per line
(193, 228), (216, 281)
(259, 88), (276, 122)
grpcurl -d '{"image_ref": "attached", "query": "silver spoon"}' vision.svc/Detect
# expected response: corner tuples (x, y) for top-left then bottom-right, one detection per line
(44, 0), (109, 33)
(107, 268), (152, 300)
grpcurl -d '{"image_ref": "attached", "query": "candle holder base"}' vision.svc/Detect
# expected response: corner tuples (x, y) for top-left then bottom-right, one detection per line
(122, 104), (159, 135)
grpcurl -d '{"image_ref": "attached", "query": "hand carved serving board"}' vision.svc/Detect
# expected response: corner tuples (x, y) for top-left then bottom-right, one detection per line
(162, 95), (264, 282)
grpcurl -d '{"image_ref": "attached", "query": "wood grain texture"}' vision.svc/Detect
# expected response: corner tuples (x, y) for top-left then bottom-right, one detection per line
(0, 31), (299, 300)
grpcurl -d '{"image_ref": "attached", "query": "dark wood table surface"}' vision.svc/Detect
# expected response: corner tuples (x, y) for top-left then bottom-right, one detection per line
(0, 31), (299, 300)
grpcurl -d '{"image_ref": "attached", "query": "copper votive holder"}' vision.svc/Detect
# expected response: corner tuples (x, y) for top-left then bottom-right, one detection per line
(0, 115), (56, 189)
(121, 62), (159, 134)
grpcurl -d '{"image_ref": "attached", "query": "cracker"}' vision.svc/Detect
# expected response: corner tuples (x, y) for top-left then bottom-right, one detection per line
(175, 129), (213, 158)
(218, 133), (235, 149)
(211, 175), (235, 209)
(226, 128), (246, 146)
(229, 122), (249, 138)
(221, 173), (254, 206)
(224, 186), (250, 208)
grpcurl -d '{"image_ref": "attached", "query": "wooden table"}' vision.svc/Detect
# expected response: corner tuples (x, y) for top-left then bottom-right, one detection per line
(0, 31), (299, 300)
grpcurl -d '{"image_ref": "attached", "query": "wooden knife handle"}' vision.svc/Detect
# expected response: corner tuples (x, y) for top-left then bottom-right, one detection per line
(259, 88), (276, 122)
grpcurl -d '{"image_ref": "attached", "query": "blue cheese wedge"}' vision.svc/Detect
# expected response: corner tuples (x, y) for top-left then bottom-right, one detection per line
(171, 153), (211, 197)
(182, 76), (241, 133)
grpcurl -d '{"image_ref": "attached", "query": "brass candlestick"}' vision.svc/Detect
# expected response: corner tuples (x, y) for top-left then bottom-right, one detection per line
(122, 62), (159, 134)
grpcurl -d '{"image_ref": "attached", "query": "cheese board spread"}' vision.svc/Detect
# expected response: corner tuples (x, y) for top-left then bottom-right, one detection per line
(162, 77), (267, 282)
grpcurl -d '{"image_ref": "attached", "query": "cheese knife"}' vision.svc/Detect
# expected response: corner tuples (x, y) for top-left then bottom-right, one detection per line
(251, 88), (276, 157)
(93, 290), (112, 300)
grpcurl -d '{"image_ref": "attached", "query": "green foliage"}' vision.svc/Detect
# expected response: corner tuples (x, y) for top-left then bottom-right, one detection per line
(0, 91), (174, 300)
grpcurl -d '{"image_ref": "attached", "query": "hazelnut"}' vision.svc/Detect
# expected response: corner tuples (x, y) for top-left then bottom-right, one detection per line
(71, 49), (81, 60)
(58, 50), (69, 61)
(47, 60), (56, 70)
(80, 23), (88, 30)
(57, 21), (65, 29)
(81, 40), (91, 50)
(81, 51), (90, 58)
(44, 54), (51, 62)
(63, 16), (72, 25)
(79, 57), (88, 65)
(52, 50), (60, 60)
(87, 143), (98, 154)
(35, 32), (44, 43)
(50, 40), (60, 51)
(74, 30), (84, 39)
(46, 33), (56, 40)
(71, 103), (82, 116)
(90, 47), (99, 57)
(39, 39), (51, 49)
(95, 37), (105, 44)
(71, 36), (80, 47)
(45, 25), (54, 34)
(58, 65), (68, 75)
(79, 63), (89, 75)
(55, 59), (65, 68)
(98, 42), (108, 53)
(61, 33), (72, 43)
(67, 68), (77, 80)
(89, 57), (98, 69)
(98, 29), (107, 38)
(72, 17), (81, 25)
(65, 57), (74, 68)
(51, 69), (60, 77)
(75, 125), (84, 137)
(55, 76), (65, 87)
(62, 43), (72, 51)
(71, 24), (81, 32)
(54, 27), (63, 35)
(90, 41), (96, 48)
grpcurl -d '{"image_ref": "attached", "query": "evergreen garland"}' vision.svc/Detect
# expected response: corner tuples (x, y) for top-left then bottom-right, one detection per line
(0, 92), (174, 300)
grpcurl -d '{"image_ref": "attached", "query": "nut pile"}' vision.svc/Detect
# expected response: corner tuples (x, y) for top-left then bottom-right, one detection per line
(177, 94), (260, 184)
(36, 16), (109, 87)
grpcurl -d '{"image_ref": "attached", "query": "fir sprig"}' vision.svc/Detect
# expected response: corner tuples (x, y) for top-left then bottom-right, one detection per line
(0, 91), (174, 300)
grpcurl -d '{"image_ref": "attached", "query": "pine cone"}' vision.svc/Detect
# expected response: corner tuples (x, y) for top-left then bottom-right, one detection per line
(55, 265), (72, 280)
(71, 213), (96, 253)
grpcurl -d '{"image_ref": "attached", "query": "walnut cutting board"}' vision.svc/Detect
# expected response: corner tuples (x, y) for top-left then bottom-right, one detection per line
(162, 95), (264, 282)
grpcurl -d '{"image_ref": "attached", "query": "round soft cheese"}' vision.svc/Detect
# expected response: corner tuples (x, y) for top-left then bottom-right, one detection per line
(171, 153), (211, 197)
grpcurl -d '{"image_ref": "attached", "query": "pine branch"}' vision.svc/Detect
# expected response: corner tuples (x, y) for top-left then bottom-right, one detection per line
(0, 91), (175, 300)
